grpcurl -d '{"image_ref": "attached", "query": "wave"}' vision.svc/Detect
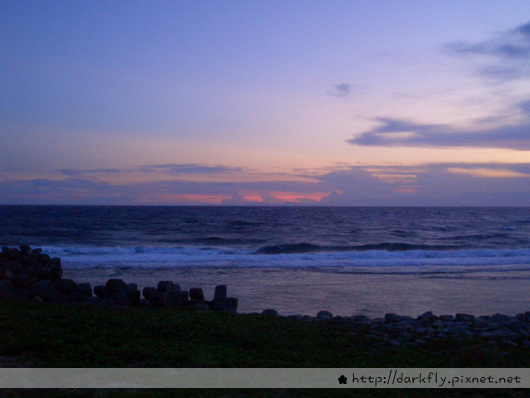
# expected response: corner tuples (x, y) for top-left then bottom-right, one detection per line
(254, 242), (459, 254)
(37, 244), (530, 275)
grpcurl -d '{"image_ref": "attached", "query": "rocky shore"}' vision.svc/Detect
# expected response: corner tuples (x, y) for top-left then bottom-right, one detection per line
(263, 309), (530, 350)
(2, 245), (530, 351)
(0, 245), (238, 312)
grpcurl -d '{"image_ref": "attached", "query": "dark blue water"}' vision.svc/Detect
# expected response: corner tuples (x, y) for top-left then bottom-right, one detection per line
(3, 205), (530, 316)
(1, 206), (530, 275)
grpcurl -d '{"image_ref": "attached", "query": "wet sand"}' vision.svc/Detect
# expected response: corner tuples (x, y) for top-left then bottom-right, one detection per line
(63, 267), (530, 318)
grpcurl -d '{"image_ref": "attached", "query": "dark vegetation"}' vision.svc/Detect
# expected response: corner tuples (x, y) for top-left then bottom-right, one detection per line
(1, 300), (529, 397)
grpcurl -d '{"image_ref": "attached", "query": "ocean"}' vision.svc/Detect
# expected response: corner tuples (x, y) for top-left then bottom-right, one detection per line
(2, 205), (530, 317)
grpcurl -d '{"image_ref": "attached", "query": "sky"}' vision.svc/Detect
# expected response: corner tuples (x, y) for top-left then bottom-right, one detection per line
(2, 1), (530, 206)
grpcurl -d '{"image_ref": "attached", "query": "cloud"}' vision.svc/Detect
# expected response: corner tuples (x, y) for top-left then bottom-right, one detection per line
(447, 167), (530, 178)
(138, 164), (244, 175)
(3, 161), (530, 205)
(59, 168), (127, 177)
(347, 110), (530, 150)
(447, 21), (530, 81)
(327, 83), (356, 97)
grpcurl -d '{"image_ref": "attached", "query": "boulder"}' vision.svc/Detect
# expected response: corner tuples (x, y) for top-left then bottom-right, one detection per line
(385, 313), (402, 323)
(214, 285), (227, 301)
(39, 254), (52, 264)
(225, 297), (238, 313)
(142, 287), (157, 300)
(189, 287), (204, 301)
(94, 285), (108, 299)
(149, 291), (173, 307)
(106, 279), (126, 293)
(262, 309), (278, 316)
(317, 310), (333, 320)
(157, 281), (177, 294)
(19, 245), (31, 254)
(10, 273), (37, 289)
(126, 289), (141, 306)
(77, 283), (92, 299)
(109, 290), (128, 306)
(31, 280), (64, 303)
(34, 264), (52, 280)
(126, 283), (138, 292)
(455, 313), (475, 322)
(212, 285), (227, 310)
(176, 291), (189, 307)
(55, 279), (78, 295)
(49, 267), (63, 282)
(0, 279), (19, 300)
(0, 265), (13, 280)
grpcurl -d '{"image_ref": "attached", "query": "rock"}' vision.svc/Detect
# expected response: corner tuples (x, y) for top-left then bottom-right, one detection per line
(22, 256), (39, 268)
(262, 309), (279, 316)
(31, 248), (42, 256)
(455, 313), (475, 322)
(126, 283), (138, 291)
(491, 313), (515, 324)
(287, 315), (303, 321)
(34, 264), (52, 280)
(45, 258), (62, 281)
(39, 254), (51, 264)
(177, 291), (189, 307)
(55, 279), (78, 295)
(77, 283), (92, 299)
(189, 288), (204, 301)
(142, 287), (157, 300)
(418, 311), (434, 319)
(109, 290), (128, 306)
(317, 310), (333, 320)
(126, 289), (141, 306)
(157, 281), (178, 294)
(31, 280), (63, 303)
(149, 291), (180, 307)
(94, 285), (108, 299)
(385, 313), (402, 323)
(0, 265), (13, 280)
(214, 285), (227, 301)
(106, 279), (126, 293)
(0, 279), (19, 300)
(212, 285), (227, 310)
(351, 315), (369, 322)
(10, 273), (37, 289)
(225, 297), (238, 313)
(138, 299), (150, 307)
(19, 245), (31, 254)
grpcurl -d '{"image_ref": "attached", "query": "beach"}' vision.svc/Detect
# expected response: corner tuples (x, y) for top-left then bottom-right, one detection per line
(63, 266), (530, 318)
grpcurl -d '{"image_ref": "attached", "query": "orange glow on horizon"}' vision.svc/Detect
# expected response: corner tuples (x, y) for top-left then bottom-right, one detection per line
(136, 194), (232, 204)
(238, 191), (265, 203)
(269, 191), (331, 203)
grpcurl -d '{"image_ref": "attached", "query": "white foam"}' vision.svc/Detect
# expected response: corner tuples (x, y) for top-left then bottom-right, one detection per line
(42, 244), (530, 274)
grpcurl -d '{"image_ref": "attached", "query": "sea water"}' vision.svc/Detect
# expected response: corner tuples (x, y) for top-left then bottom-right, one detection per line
(2, 206), (530, 316)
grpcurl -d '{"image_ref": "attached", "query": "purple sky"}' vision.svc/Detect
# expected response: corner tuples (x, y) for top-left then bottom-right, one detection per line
(2, 1), (530, 205)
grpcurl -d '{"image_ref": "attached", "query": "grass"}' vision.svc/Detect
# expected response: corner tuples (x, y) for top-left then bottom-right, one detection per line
(1, 300), (529, 397)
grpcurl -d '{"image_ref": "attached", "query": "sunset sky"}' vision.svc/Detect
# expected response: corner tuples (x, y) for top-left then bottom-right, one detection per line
(2, 1), (530, 205)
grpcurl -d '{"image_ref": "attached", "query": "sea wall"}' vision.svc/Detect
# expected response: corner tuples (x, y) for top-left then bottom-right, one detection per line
(0, 245), (237, 312)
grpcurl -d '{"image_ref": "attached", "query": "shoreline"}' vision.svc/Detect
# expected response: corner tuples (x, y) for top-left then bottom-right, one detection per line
(63, 266), (530, 318)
